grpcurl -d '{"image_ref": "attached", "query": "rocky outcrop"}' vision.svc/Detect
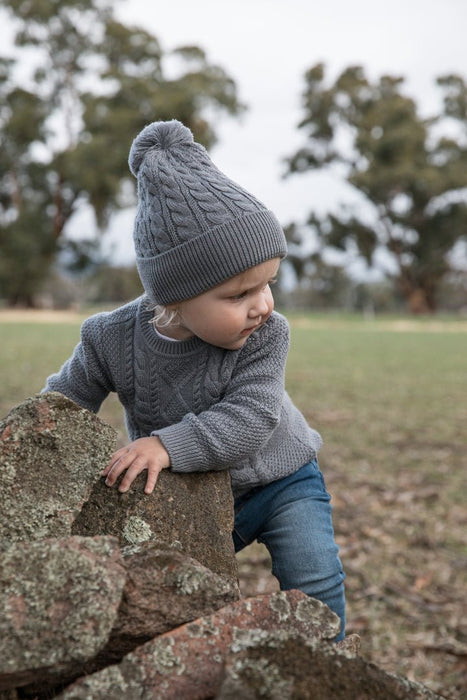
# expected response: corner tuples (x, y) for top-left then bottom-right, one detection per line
(72, 467), (237, 580)
(57, 590), (340, 700)
(1, 391), (237, 580)
(55, 590), (440, 700)
(0, 536), (126, 692)
(95, 542), (240, 665)
(0, 392), (116, 542)
(0, 538), (239, 696)
(216, 630), (440, 700)
(0, 394), (442, 699)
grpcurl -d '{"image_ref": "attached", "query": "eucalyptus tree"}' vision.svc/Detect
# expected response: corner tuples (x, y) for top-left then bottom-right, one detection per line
(286, 63), (467, 312)
(0, 0), (243, 305)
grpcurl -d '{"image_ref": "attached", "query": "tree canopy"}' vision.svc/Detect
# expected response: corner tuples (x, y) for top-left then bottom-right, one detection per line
(0, 0), (244, 305)
(286, 63), (467, 312)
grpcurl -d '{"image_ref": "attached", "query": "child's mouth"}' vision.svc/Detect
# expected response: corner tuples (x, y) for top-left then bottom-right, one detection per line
(240, 322), (261, 336)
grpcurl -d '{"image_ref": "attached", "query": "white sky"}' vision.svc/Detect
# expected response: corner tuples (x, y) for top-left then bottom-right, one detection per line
(4, 0), (467, 268)
(100, 0), (467, 267)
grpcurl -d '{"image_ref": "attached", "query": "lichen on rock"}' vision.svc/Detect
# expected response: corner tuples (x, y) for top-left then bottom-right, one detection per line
(0, 392), (117, 543)
(122, 516), (153, 544)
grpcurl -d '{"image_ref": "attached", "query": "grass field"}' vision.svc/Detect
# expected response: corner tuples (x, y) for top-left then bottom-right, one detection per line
(1, 309), (466, 698)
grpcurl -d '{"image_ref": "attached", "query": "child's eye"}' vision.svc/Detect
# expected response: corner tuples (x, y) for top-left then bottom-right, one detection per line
(230, 291), (248, 300)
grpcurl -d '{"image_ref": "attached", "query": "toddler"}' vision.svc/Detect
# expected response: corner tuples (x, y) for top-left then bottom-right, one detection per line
(45, 120), (346, 639)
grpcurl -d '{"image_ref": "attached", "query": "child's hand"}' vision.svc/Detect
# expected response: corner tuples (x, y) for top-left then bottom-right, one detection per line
(102, 436), (170, 494)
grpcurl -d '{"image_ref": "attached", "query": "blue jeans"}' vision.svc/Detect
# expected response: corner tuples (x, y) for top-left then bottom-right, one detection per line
(233, 460), (346, 641)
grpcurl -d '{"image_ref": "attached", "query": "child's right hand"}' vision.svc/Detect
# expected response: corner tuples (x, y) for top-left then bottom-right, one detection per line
(102, 436), (170, 495)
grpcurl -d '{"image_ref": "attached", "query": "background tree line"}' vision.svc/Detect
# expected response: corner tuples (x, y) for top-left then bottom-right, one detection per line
(1, 0), (466, 312)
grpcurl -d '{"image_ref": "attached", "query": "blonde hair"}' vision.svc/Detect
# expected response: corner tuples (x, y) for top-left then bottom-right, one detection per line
(147, 303), (180, 329)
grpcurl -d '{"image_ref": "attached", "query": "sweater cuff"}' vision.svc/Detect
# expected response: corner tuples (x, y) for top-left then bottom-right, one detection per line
(151, 422), (211, 473)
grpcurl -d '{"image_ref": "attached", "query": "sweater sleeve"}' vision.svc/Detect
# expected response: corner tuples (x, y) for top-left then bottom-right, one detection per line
(153, 314), (290, 473)
(43, 314), (114, 413)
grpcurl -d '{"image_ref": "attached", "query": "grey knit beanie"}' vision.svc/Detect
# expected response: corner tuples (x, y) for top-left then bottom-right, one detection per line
(128, 120), (287, 305)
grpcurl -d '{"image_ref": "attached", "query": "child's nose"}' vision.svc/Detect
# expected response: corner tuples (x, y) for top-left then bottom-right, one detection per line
(249, 291), (271, 318)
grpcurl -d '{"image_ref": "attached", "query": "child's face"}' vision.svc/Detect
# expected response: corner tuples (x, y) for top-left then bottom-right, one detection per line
(167, 258), (280, 350)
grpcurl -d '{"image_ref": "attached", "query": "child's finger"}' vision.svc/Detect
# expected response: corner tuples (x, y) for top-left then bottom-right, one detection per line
(102, 447), (130, 476)
(104, 451), (135, 486)
(143, 465), (162, 495)
(117, 457), (148, 493)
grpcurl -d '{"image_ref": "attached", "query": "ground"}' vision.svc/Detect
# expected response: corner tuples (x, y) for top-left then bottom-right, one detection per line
(1, 310), (465, 699)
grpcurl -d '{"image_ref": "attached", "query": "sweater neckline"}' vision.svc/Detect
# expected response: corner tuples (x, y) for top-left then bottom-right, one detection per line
(138, 298), (205, 355)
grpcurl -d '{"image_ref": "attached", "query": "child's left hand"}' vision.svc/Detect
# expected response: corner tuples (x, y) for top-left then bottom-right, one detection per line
(102, 436), (170, 494)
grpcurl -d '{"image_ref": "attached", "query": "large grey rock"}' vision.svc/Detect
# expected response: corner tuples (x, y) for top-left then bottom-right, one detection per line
(0, 392), (117, 542)
(0, 391), (237, 580)
(59, 589), (441, 700)
(58, 597), (442, 700)
(0, 394), (443, 700)
(57, 590), (340, 699)
(17, 544), (240, 697)
(72, 467), (238, 581)
(0, 536), (126, 693)
(216, 631), (443, 700)
(95, 543), (241, 665)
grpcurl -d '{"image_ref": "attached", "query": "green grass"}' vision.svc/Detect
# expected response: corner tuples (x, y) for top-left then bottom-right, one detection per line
(284, 317), (466, 697)
(0, 318), (126, 443)
(0, 322), (82, 413)
(287, 322), (466, 487)
(1, 310), (466, 697)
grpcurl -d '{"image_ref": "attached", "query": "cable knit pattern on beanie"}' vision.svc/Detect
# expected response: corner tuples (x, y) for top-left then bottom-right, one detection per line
(133, 125), (261, 250)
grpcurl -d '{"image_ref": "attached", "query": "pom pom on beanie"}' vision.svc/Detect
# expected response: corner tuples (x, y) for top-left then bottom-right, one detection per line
(129, 119), (287, 305)
(128, 120), (194, 177)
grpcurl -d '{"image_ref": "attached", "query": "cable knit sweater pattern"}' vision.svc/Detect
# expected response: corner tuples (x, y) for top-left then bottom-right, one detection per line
(44, 297), (322, 496)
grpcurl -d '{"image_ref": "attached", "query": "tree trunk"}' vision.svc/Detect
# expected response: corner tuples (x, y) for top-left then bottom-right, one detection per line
(407, 288), (436, 314)
(8, 293), (37, 308)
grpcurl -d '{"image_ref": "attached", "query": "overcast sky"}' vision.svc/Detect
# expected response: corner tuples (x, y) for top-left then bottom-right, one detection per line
(96, 0), (467, 265)
(5, 0), (465, 266)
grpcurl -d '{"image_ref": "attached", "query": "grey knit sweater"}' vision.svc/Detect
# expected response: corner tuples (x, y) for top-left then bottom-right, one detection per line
(45, 297), (322, 496)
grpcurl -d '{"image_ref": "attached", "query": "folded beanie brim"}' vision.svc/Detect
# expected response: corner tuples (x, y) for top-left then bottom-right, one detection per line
(137, 209), (287, 305)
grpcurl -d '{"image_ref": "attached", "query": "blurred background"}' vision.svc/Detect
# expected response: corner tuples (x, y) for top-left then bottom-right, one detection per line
(1, 2), (466, 698)
(1, 0), (466, 313)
